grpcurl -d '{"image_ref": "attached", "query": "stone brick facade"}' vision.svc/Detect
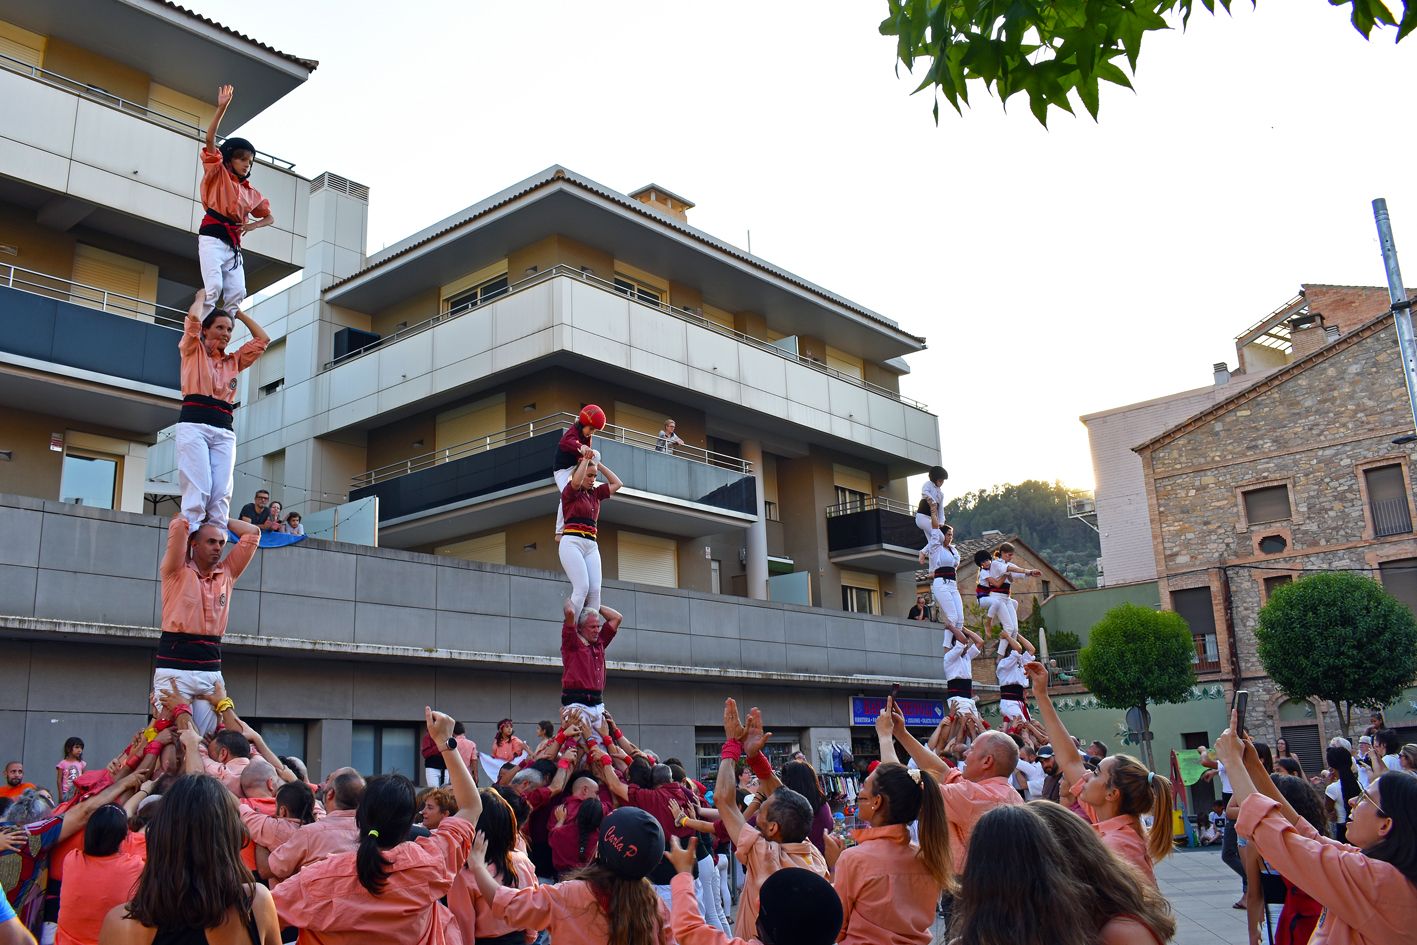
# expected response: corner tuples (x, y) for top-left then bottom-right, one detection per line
(1136, 315), (1417, 746)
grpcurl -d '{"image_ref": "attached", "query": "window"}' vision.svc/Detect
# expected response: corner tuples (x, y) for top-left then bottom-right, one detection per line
(834, 487), (868, 511)
(1257, 534), (1288, 554)
(613, 277), (662, 306)
(1262, 574), (1292, 600)
(436, 532), (506, 565)
(1278, 723), (1324, 776)
(70, 245), (158, 319)
(710, 559), (721, 594)
(1365, 464), (1412, 537)
(352, 723), (421, 777)
(1380, 558), (1417, 614)
(1242, 484), (1291, 525)
(445, 274), (509, 314)
(695, 734), (795, 784)
(1170, 586), (1218, 672)
(618, 531), (679, 588)
(435, 394), (506, 454)
(840, 570), (881, 615)
(1041, 580), (1052, 599)
(59, 450), (119, 509)
(249, 720), (306, 761)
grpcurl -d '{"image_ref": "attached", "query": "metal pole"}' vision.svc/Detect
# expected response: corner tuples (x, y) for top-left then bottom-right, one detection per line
(1372, 198), (1417, 437)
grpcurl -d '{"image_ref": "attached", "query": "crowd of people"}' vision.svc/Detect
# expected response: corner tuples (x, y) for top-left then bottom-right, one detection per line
(237, 489), (304, 536)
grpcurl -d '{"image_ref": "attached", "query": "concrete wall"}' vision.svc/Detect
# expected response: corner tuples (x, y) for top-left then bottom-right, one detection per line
(0, 493), (949, 781)
(1038, 581), (1161, 649)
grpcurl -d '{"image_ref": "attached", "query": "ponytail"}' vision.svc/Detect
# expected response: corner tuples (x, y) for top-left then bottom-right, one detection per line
(354, 775), (416, 895)
(1146, 772), (1174, 864)
(355, 831), (391, 895)
(566, 863), (664, 945)
(1107, 756), (1174, 864)
(916, 770), (956, 891)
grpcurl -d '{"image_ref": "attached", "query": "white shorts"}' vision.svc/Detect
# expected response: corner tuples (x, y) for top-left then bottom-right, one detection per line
(947, 695), (979, 718)
(152, 667), (225, 737)
(563, 701), (606, 745)
(1000, 698), (1028, 723)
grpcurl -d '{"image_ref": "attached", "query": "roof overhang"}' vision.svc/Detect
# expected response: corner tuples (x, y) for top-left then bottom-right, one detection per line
(0, 0), (314, 127)
(326, 170), (927, 364)
(0, 357), (178, 432)
(828, 544), (921, 573)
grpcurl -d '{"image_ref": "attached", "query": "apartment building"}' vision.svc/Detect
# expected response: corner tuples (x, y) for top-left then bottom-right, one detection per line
(152, 165), (942, 616)
(1134, 307), (1417, 770)
(1082, 284), (1398, 586)
(0, 0), (314, 512)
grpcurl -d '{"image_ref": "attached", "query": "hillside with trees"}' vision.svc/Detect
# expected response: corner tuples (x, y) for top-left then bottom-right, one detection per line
(942, 480), (1100, 587)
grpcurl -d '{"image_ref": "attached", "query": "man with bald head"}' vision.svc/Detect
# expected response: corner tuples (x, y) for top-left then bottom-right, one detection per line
(267, 768), (365, 880)
(882, 708), (1023, 874)
(153, 512), (261, 735)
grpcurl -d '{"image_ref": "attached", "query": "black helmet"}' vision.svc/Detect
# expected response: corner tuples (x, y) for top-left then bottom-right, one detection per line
(219, 137), (256, 177)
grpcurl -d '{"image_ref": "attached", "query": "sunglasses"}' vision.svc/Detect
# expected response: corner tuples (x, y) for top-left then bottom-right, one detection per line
(1358, 784), (1388, 819)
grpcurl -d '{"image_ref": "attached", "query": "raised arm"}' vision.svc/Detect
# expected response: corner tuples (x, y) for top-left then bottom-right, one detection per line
(877, 704), (900, 764)
(715, 699), (748, 840)
(570, 454), (593, 490)
(234, 308), (269, 344)
(1024, 661), (1087, 785)
(228, 517), (260, 540)
(426, 707), (482, 826)
(887, 701), (949, 778)
(205, 84), (232, 150)
(742, 708), (781, 795)
(161, 514), (190, 578)
(599, 461), (623, 496)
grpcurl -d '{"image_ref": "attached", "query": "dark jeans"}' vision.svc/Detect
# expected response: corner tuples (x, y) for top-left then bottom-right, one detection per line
(1221, 816), (1246, 891)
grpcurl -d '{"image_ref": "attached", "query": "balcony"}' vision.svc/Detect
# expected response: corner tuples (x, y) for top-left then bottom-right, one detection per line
(1192, 634), (1221, 674)
(824, 496), (921, 572)
(0, 264), (181, 430)
(314, 267), (940, 470)
(351, 413), (757, 549)
(0, 55), (306, 286)
(1372, 496), (1414, 538)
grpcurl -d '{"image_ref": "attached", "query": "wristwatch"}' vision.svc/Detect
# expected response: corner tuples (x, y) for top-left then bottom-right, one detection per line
(445, 737), (458, 752)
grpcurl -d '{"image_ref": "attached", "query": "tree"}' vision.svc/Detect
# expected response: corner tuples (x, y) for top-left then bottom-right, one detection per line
(942, 480), (1099, 587)
(1255, 572), (1417, 736)
(1079, 603), (1196, 768)
(880, 1), (1415, 126)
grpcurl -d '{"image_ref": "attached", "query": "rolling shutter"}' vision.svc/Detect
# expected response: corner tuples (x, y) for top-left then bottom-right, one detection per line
(617, 531), (678, 588)
(71, 245), (156, 318)
(832, 464), (873, 495)
(825, 345), (865, 380)
(436, 532), (506, 565)
(0, 24), (44, 68)
(613, 401), (670, 446)
(435, 395), (506, 453)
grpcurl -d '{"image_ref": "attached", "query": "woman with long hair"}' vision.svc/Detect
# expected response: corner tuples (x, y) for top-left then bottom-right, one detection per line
(1025, 662), (1173, 884)
(1029, 801), (1176, 944)
(470, 806), (671, 945)
(832, 762), (952, 945)
(449, 788), (538, 945)
(56, 805), (145, 945)
(97, 775), (281, 944)
(948, 805), (1097, 945)
(1325, 745), (1362, 842)
(492, 721), (528, 763)
(271, 707), (483, 943)
(1241, 775), (1326, 945)
(1216, 713), (1417, 945)
(549, 795), (604, 877)
(779, 762), (832, 854)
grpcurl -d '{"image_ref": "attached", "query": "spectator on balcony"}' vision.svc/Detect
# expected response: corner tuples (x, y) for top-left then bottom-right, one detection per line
(265, 501), (284, 532)
(238, 490), (273, 529)
(198, 84), (274, 320)
(654, 419), (684, 455)
(284, 512), (304, 537)
(907, 595), (929, 621)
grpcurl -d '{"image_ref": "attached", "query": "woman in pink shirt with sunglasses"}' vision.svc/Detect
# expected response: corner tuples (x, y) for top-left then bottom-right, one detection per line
(1215, 711), (1417, 945)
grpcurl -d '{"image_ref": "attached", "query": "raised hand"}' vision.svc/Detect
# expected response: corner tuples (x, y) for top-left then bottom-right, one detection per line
(216, 84), (234, 107)
(1025, 660), (1049, 697)
(666, 835), (697, 874)
(425, 706), (455, 744)
(469, 830), (489, 868)
(723, 698), (745, 741)
(743, 707), (772, 757)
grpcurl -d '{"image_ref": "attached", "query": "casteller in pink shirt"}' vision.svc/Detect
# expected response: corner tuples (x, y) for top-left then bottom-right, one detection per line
(832, 824), (941, 945)
(1069, 772), (1156, 886)
(1237, 792), (1417, 945)
(937, 767), (1023, 874)
(267, 808), (360, 880)
(733, 822), (829, 935)
(448, 849), (538, 944)
(272, 816), (473, 945)
(492, 878), (672, 945)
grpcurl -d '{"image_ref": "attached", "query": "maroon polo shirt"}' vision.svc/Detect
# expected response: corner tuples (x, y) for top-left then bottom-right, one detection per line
(561, 618), (617, 693)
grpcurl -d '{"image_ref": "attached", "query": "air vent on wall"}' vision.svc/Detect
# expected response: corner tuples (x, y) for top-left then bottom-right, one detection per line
(310, 172), (370, 202)
(1257, 534), (1288, 555)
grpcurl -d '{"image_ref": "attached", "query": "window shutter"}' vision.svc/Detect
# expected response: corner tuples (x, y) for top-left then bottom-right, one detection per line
(436, 532), (506, 565)
(254, 340), (285, 390)
(617, 531), (678, 588)
(832, 464), (873, 495)
(1242, 485), (1290, 525)
(613, 401), (671, 447)
(0, 33), (43, 68)
(71, 244), (152, 317)
(435, 395), (506, 453)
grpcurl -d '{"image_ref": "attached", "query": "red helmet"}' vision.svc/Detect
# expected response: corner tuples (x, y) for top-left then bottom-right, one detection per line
(577, 404), (606, 431)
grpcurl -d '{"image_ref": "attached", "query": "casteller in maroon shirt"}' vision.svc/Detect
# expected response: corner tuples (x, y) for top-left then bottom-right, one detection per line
(561, 612), (620, 697)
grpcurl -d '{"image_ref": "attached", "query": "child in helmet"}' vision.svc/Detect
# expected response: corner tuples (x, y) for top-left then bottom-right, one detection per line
(199, 84), (275, 317)
(553, 405), (606, 538)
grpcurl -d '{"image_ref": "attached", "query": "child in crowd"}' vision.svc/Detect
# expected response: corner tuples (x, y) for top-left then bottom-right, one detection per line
(55, 738), (85, 803)
(552, 405), (606, 539)
(198, 84), (274, 318)
(1201, 800), (1226, 845)
(492, 721), (529, 762)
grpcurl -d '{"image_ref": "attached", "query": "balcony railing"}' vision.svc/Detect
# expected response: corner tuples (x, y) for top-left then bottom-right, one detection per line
(0, 51), (296, 170)
(2, 263), (186, 330)
(1372, 495), (1414, 538)
(353, 412), (750, 489)
(1192, 634), (1221, 674)
(1048, 649), (1080, 680)
(824, 495), (914, 518)
(322, 264), (929, 412)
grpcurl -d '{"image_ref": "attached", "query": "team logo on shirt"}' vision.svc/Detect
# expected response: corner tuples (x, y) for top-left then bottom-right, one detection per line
(229, 378), (238, 391)
(218, 592), (227, 609)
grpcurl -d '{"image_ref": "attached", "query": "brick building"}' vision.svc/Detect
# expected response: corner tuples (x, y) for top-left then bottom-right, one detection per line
(1134, 306), (1417, 770)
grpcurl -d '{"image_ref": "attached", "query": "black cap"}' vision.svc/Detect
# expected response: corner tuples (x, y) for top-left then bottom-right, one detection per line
(1036, 745), (1055, 758)
(597, 807), (664, 879)
(758, 868), (844, 945)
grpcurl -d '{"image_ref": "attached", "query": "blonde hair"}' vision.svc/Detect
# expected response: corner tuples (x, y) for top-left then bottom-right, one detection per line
(1107, 755), (1175, 863)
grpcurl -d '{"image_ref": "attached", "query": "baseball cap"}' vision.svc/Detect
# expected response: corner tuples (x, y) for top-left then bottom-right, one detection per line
(758, 868), (844, 945)
(597, 807), (664, 879)
(1035, 746), (1055, 758)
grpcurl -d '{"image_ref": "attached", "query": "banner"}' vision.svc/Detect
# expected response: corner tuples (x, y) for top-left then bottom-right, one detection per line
(850, 696), (945, 727)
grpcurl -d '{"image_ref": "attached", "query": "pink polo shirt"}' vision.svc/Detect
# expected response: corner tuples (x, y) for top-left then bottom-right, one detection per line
(937, 768), (1023, 874)
(203, 754), (250, 795)
(199, 145), (271, 226)
(55, 850), (144, 945)
(272, 816), (473, 945)
(1237, 791), (1417, 945)
(733, 823), (829, 935)
(832, 824), (940, 945)
(670, 872), (758, 945)
(268, 808), (360, 880)
(180, 312), (268, 403)
(492, 878), (672, 945)
(160, 515), (259, 637)
(448, 850), (538, 944)
(1069, 772), (1155, 886)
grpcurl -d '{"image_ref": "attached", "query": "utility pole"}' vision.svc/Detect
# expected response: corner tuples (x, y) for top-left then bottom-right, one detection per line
(1372, 199), (1417, 441)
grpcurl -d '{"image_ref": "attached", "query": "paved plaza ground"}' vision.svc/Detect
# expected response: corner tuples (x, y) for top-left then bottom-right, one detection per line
(1157, 847), (1250, 945)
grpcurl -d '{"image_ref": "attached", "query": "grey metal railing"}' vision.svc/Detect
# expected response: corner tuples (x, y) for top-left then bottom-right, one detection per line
(1049, 649), (1080, 675)
(321, 264), (930, 412)
(351, 412), (751, 488)
(0, 51), (296, 170)
(1, 262), (186, 330)
(824, 495), (913, 518)
(1372, 495), (1414, 537)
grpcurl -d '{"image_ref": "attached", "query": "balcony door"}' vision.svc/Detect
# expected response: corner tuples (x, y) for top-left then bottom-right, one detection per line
(618, 531), (678, 588)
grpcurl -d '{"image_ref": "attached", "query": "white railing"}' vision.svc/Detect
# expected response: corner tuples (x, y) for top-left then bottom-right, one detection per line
(824, 495), (914, 518)
(322, 264), (929, 412)
(1, 262), (186, 330)
(0, 51), (296, 170)
(352, 412), (751, 488)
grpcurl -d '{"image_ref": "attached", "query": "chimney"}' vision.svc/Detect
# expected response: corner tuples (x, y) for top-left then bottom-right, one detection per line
(306, 172), (370, 286)
(628, 184), (694, 223)
(1213, 362), (1231, 386)
(1288, 311), (1328, 359)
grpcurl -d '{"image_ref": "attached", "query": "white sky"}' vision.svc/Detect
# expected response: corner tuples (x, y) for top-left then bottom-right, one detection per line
(209, 1), (1417, 502)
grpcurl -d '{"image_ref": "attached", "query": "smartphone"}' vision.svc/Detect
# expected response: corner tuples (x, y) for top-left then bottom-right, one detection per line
(1232, 689), (1249, 737)
(888, 683), (901, 703)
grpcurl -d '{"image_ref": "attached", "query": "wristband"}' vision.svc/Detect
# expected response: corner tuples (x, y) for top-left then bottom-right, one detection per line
(143, 740), (164, 756)
(172, 703), (192, 718)
(677, 816), (689, 828)
(612, 728), (624, 741)
(215, 698), (235, 714)
(555, 731), (569, 746)
(125, 755), (142, 770)
(595, 752), (612, 767)
(747, 751), (774, 780)
(720, 739), (743, 762)
(557, 758), (572, 770)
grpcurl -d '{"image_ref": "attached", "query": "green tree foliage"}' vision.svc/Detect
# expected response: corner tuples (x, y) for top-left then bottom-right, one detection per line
(1256, 572), (1417, 735)
(1079, 603), (1196, 711)
(880, 1), (1415, 125)
(942, 480), (1099, 587)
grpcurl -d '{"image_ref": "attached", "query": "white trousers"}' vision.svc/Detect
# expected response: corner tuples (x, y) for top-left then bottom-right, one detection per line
(424, 767), (450, 788)
(1000, 698), (1028, 724)
(176, 421), (237, 533)
(988, 593), (1019, 633)
(152, 667), (225, 736)
(553, 449), (601, 536)
(559, 534), (602, 613)
(915, 511), (935, 541)
(198, 235), (245, 317)
(696, 853), (730, 933)
(947, 695), (980, 718)
(932, 578), (963, 629)
(562, 701), (606, 747)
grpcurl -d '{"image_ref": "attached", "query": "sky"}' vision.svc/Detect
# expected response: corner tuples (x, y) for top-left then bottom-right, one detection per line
(208, 1), (1417, 502)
